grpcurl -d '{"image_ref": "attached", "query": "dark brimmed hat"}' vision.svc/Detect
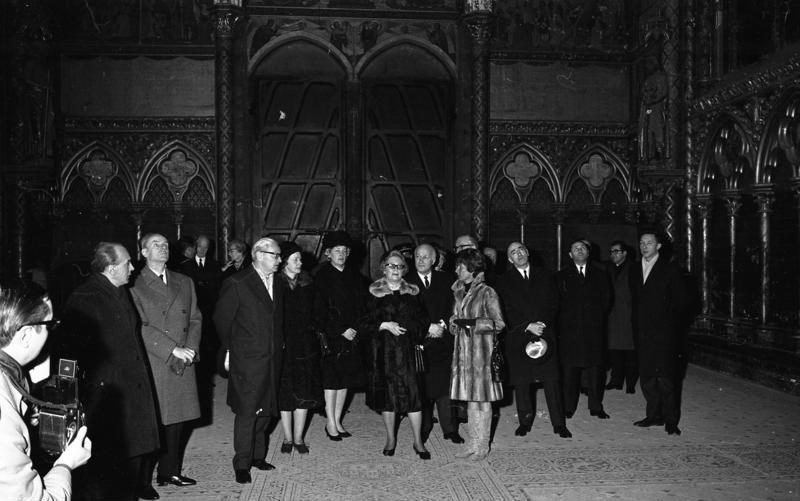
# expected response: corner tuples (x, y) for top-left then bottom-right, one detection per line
(322, 230), (352, 250)
(280, 241), (302, 262)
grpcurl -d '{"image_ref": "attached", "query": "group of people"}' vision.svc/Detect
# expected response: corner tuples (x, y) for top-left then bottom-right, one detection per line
(0, 227), (689, 501)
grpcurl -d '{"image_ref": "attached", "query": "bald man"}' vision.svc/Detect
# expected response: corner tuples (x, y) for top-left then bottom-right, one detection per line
(406, 244), (463, 444)
(214, 237), (284, 483)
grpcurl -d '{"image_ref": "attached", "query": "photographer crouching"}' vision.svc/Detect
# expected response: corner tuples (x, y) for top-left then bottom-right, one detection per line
(0, 287), (91, 501)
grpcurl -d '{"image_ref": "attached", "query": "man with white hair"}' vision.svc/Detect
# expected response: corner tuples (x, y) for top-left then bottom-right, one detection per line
(214, 237), (284, 483)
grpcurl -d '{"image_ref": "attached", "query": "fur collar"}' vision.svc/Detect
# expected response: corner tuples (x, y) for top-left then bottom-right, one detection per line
(451, 271), (486, 294)
(369, 277), (419, 298)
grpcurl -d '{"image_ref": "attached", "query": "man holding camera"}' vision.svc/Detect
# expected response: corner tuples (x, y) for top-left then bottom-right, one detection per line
(0, 287), (91, 501)
(61, 242), (161, 500)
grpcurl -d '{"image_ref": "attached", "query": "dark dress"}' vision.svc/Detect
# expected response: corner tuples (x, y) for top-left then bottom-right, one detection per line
(361, 278), (428, 414)
(278, 270), (323, 411)
(314, 262), (367, 389)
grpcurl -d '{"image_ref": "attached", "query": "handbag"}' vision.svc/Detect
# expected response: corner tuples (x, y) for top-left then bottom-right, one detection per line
(490, 323), (504, 383)
(316, 330), (331, 357)
(414, 344), (427, 373)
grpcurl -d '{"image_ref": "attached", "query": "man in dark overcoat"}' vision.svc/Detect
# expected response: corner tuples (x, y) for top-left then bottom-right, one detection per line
(630, 231), (688, 435)
(605, 240), (637, 393)
(179, 234), (223, 423)
(497, 242), (572, 439)
(556, 239), (612, 419)
(214, 237), (284, 484)
(131, 233), (202, 490)
(406, 243), (463, 444)
(61, 242), (160, 501)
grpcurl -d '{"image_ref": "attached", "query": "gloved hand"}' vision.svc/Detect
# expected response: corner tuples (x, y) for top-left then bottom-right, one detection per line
(452, 318), (477, 329)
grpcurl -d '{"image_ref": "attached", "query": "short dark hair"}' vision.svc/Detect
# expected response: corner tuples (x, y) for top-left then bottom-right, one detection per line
(455, 248), (485, 276)
(610, 240), (628, 252)
(0, 287), (51, 348)
(90, 242), (122, 273)
(229, 238), (247, 253)
(639, 230), (662, 243)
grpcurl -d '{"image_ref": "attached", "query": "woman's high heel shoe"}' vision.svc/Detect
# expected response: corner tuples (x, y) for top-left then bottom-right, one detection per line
(413, 445), (431, 460)
(382, 447), (395, 457)
(325, 426), (342, 441)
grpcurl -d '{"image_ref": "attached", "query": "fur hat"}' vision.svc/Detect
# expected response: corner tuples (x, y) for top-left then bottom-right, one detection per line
(322, 230), (352, 250)
(280, 241), (302, 262)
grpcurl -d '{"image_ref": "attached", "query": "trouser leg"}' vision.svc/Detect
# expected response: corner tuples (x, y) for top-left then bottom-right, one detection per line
(233, 413), (269, 470)
(658, 376), (679, 426)
(542, 379), (565, 428)
(561, 366), (580, 415)
(435, 395), (455, 435)
(607, 350), (624, 385)
(157, 422), (184, 478)
(640, 377), (662, 420)
(514, 383), (534, 426)
(586, 365), (605, 412)
(625, 350), (639, 391)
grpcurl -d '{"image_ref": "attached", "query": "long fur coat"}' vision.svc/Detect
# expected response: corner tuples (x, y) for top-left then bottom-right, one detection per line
(449, 273), (504, 403)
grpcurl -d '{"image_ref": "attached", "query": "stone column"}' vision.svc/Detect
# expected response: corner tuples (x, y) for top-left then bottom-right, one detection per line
(723, 194), (741, 321)
(550, 203), (567, 270)
(754, 187), (774, 326)
(663, 0), (680, 170)
(15, 186), (25, 279)
(712, 0), (724, 79)
(213, 3), (240, 259)
(795, 181), (800, 328)
(463, 7), (492, 242)
(695, 196), (711, 318)
(345, 81), (364, 240)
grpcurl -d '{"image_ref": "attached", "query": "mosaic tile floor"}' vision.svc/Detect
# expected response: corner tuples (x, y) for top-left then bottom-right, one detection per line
(153, 365), (800, 501)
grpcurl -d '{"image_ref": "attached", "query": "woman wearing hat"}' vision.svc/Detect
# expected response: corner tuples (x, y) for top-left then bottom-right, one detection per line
(314, 231), (367, 440)
(277, 241), (323, 454)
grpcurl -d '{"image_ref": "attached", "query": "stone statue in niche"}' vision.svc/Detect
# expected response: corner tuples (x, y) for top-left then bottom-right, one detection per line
(361, 20), (382, 52)
(638, 55), (668, 162)
(427, 22), (449, 53)
(9, 40), (54, 163)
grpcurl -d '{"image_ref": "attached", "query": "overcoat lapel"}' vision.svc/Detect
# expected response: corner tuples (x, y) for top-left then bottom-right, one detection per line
(244, 268), (273, 308)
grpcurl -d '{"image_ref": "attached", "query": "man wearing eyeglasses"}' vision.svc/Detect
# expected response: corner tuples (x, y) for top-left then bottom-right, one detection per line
(61, 242), (161, 500)
(214, 237), (284, 484)
(131, 233), (202, 492)
(604, 241), (637, 394)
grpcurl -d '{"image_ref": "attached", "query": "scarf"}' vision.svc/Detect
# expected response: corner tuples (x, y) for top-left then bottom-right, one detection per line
(0, 349), (29, 393)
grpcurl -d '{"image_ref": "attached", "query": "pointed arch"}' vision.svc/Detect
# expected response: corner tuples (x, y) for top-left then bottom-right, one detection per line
(248, 31), (353, 80)
(489, 142), (560, 203)
(755, 87), (800, 184)
(696, 114), (756, 194)
(563, 143), (631, 204)
(60, 141), (134, 204)
(355, 35), (456, 81)
(138, 140), (215, 204)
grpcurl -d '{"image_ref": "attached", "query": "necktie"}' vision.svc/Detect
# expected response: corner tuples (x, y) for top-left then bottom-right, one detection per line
(159, 273), (167, 285)
(579, 266), (585, 277)
(424, 275), (430, 289)
(199, 258), (204, 269)
(523, 269), (528, 280)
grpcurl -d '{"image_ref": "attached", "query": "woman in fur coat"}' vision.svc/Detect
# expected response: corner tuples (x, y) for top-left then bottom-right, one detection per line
(361, 250), (431, 459)
(449, 248), (505, 460)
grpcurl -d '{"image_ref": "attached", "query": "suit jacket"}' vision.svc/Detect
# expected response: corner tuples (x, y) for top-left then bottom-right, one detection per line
(605, 259), (634, 350)
(496, 265), (560, 383)
(61, 274), (160, 460)
(406, 270), (454, 397)
(214, 266), (284, 416)
(629, 255), (687, 378)
(180, 257), (222, 313)
(130, 267), (202, 425)
(556, 261), (611, 367)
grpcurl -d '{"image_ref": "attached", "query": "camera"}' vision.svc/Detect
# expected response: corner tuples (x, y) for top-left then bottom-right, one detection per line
(36, 359), (84, 456)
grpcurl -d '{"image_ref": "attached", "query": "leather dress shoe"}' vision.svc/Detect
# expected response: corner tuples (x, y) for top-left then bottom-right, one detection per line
(413, 445), (431, 460)
(665, 424), (682, 435)
(136, 485), (160, 500)
(294, 443), (310, 454)
(554, 425), (572, 438)
(382, 447), (395, 457)
(251, 459), (275, 471)
(337, 430), (352, 438)
(324, 427), (342, 441)
(514, 424), (531, 436)
(444, 431), (465, 444)
(234, 469), (251, 484)
(633, 417), (665, 427)
(590, 409), (610, 419)
(280, 441), (293, 453)
(156, 475), (196, 487)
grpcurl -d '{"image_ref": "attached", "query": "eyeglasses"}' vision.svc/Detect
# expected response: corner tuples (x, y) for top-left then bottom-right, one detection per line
(18, 319), (61, 331)
(257, 250), (281, 258)
(385, 263), (405, 271)
(610, 249), (624, 254)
